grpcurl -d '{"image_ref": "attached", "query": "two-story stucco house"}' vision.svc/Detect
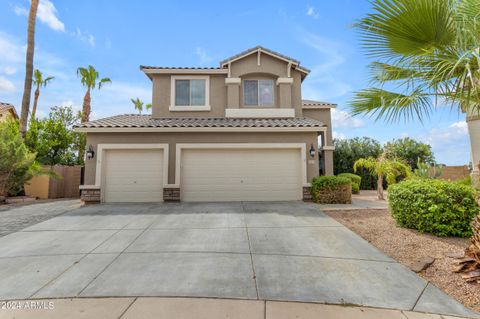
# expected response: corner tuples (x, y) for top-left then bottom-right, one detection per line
(76, 46), (335, 203)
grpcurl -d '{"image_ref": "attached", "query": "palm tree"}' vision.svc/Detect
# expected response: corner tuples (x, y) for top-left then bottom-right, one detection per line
(131, 98), (152, 114)
(350, 0), (480, 183)
(77, 65), (111, 159)
(31, 69), (54, 120)
(77, 65), (111, 123)
(350, 0), (479, 281)
(19, 0), (39, 137)
(354, 153), (411, 200)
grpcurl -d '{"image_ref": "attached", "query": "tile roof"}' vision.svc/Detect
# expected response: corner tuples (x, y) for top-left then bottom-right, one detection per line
(75, 115), (325, 129)
(0, 102), (18, 117)
(302, 99), (337, 107)
(140, 46), (310, 74)
(140, 66), (222, 70)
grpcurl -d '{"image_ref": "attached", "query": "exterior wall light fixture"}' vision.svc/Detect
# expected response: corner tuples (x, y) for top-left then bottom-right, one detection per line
(309, 144), (316, 158)
(86, 145), (95, 160)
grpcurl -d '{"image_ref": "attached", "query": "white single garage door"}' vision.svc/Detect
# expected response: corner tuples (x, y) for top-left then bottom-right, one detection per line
(181, 148), (303, 202)
(104, 149), (164, 203)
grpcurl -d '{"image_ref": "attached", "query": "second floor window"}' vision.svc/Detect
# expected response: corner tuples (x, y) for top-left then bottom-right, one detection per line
(175, 79), (206, 106)
(244, 80), (274, 106)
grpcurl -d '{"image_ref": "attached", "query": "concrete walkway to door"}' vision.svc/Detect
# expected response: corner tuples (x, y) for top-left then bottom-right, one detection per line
(0, 202), (477, 318)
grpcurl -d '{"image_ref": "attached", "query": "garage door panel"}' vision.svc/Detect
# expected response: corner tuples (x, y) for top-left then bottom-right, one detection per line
(104, 149), (164, 203)
(181, 148), (302, 202)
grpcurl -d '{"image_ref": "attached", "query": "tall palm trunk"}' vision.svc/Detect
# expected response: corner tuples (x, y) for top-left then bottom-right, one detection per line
(31, 86), (40, 121)
(19, 0), (39, 137)
(78, 87), (91, 161)
(81, 88), (91, 123)
(377, 175), (384, 200)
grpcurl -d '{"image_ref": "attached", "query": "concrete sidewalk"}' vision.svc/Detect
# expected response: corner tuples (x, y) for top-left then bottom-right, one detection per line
(316, 190), (389, 210)
(0, 297), (471, 319)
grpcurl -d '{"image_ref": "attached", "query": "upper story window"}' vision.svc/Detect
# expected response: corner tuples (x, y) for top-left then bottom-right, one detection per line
(243, 79), (274, 106)
(170, 75), (210, 111)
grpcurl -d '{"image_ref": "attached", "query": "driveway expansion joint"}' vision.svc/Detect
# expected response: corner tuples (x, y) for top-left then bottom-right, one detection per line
(242, 201), (260, 300)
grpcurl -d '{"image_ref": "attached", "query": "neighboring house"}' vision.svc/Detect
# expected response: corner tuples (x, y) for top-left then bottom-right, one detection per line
(0, 102), (18, 123)
(75, 46), (336, 203)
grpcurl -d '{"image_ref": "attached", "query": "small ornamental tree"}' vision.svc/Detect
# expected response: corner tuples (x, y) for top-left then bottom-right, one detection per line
(0, 120), (39, 199)
(26, 106), (82, 166)
(354, 152), (411, 200)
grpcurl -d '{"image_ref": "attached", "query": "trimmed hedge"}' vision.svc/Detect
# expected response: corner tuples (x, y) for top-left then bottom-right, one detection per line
(338, 173), (361, 194)
(311, 176), (352, 204)
(389, 179), (479, 237)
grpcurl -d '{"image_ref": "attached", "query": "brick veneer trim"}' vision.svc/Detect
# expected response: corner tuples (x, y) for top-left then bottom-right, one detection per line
(164, 187), (180, 202)
(81, 188), (101, 204)
(303, 186), (312, 201)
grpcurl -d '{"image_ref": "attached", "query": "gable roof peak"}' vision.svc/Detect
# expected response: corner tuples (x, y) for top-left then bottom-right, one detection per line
(219, 46), (310, 74)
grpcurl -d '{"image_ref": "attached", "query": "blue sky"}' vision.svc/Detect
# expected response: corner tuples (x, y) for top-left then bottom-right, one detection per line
(0, 0), (470, 165)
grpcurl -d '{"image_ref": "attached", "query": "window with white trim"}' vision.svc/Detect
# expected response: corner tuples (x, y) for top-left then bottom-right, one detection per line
(170, 76), (210, 110)
(243, 80), (274, 106)
(175, 79), (206, 106)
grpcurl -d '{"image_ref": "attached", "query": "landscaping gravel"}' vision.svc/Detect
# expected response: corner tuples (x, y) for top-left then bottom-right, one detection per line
(325, 209), (480, 313)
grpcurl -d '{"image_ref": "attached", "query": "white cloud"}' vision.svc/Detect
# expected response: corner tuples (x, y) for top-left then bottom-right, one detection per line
(414, 121), (470, 165)
(37, 0), (65, 32)
(306, 5), (319, 19)
(195, 47), (212, 66)
(332, 130), (347, 140)
(14, 0), (65, 32)
(0, 76), (15, 92)
(73, 28), (95, 47)
(13, 5), (28, 16)
(420, 121), (468, 147)
(331, 108), (364, 128)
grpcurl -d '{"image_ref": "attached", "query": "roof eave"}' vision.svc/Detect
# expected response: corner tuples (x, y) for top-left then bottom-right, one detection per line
(140, 66), (228, 79)
(74, 126), (326, 133)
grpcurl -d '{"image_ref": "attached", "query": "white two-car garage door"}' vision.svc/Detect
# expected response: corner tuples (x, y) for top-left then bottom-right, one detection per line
(104, 149), (164, 202)
(181, 148), (303, 202)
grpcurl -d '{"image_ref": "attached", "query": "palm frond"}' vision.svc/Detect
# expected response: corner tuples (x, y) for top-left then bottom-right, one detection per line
(354, 157), (378, 175)
(369, 61), (422, 83)
(350, 88), (432, 122)
(98, 77), (111, 89)
(356, 0), (456, 59)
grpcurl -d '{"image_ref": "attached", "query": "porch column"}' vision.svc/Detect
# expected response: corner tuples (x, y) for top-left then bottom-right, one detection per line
(467, 109), (480, 187)
(225, 77), (241, 109)
(277, 77), (293, 108)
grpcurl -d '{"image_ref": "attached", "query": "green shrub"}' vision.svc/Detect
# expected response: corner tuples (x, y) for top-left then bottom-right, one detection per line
(338, 173), (361, 194)
(455, 176), (472, 187)
(311, 176), (352, 204)
(0, 120), (40, 199)
(389, 179), (479, 237)
(351, 182), (360, 194)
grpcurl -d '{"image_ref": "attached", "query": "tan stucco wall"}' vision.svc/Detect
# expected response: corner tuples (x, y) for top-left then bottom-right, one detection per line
(152, 74), (227, 118)
(302, 109), (333, 145)
(150, 53), (304, 118)
(84, 132), (320, 186)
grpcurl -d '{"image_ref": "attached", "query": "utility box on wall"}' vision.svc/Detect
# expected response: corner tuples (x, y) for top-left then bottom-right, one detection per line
(25, 165), (82, 199)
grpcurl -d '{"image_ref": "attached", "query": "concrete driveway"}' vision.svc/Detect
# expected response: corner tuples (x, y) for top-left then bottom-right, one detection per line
(0, 202), (477, 318)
